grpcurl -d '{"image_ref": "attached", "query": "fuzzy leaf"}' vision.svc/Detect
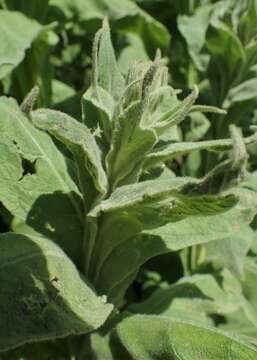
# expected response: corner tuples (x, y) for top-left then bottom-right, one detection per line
(87, 178), (240, 304)
(144, 131), (257, 169)
(154, 86), (199, 134)
(228, 78), (257, 103)
(129, 274), (241, 324)
(97, 188), (257, 305)
(82, 84), (115, 144)
(0, 233), (113, 353)
(97, 19), (125, 102)
(106, 101), (157, 189)
(32, 108), (108, 205)
(221, 260), (257, 345)
(205, 225), (255, 279)
(0, 97), (83, 264)
(115, 315), (257, 360)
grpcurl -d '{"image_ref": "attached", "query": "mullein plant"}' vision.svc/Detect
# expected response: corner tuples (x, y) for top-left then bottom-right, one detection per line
(1, 20), (257, 359)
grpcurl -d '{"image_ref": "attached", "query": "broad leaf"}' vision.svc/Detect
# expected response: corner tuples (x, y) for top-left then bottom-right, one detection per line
(49, 0), (170, 54)
(129, 274), (241, 325)
(221, 260), (257, 345)
(115, 314), (257, 360)
(87, 178), (240, 304)
(178, 5), (212, 71)
(0, 10), (42, 79)
(206, 21), (245, 104)
(97, 187), (257, 305)
(4, 0), (49, 22)
(0, 233), (113, 353)
(118, 34), (149, 75)
(205, 225), (255, 279)
(32, 108), (108, 205)
(0, 97), (83, 264)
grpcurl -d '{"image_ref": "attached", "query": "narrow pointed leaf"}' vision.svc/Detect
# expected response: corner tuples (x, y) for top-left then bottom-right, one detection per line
(155, 86), (199, 133)
(97, 19), (125, 101)
(144, 131), (257, 169)
(106, 101), (157, 189)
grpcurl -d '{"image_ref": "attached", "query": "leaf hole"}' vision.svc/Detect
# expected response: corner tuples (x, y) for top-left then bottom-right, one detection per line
(19, 158), (37, 181)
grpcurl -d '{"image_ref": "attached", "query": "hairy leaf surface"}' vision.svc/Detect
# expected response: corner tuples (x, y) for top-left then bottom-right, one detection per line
(0, 233), (113, 353)
(32, 108), (108, 204)
(0, 97), (83, 264)
(115, 315), (257, 359)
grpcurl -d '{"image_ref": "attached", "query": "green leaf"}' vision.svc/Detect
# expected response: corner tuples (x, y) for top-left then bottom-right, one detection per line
(0, 97), (83, 264)
(87, 178), (239, 304)
(106, 101), (157, 189)
(118, 34), (149, 75)
(144, 130), (257, 170)
(0, 232), (113, 353)
(103, 187), (257, 305)
(238, 0), (257, 45)
(154, 86), (199, 134)
(52, 79), (81, 119)
(206, 22), (245, 103)
(0, 10), (42, 79)
(115, 314), (257, 360)
(96, 19), (125, 102)
(4, 0), (49, 23)
(48, 0), (104, 21)
(221, 260), (257, 345)
(185, 112), (210, 143)
(228, 78), (257, 103)
(82, 19), (123, 144)
(178, 5), (212, 71)
(129, 274), (241, 325)
(32, 108), (108, 205)
(82, 85), (115, 144)
(104, 0), (170, 54)
(142, 187), (257, 249)
(205, 225), (255, 279)
(50, 0), (170, 54)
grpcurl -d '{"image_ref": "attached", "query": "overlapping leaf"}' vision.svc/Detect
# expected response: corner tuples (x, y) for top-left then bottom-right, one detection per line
(95, 186), (257, 305)
(129, 273), (241, 325)
(0, 97), (83, 264)
(32, 108), (108, 206)
(86, 178), (254, 304)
